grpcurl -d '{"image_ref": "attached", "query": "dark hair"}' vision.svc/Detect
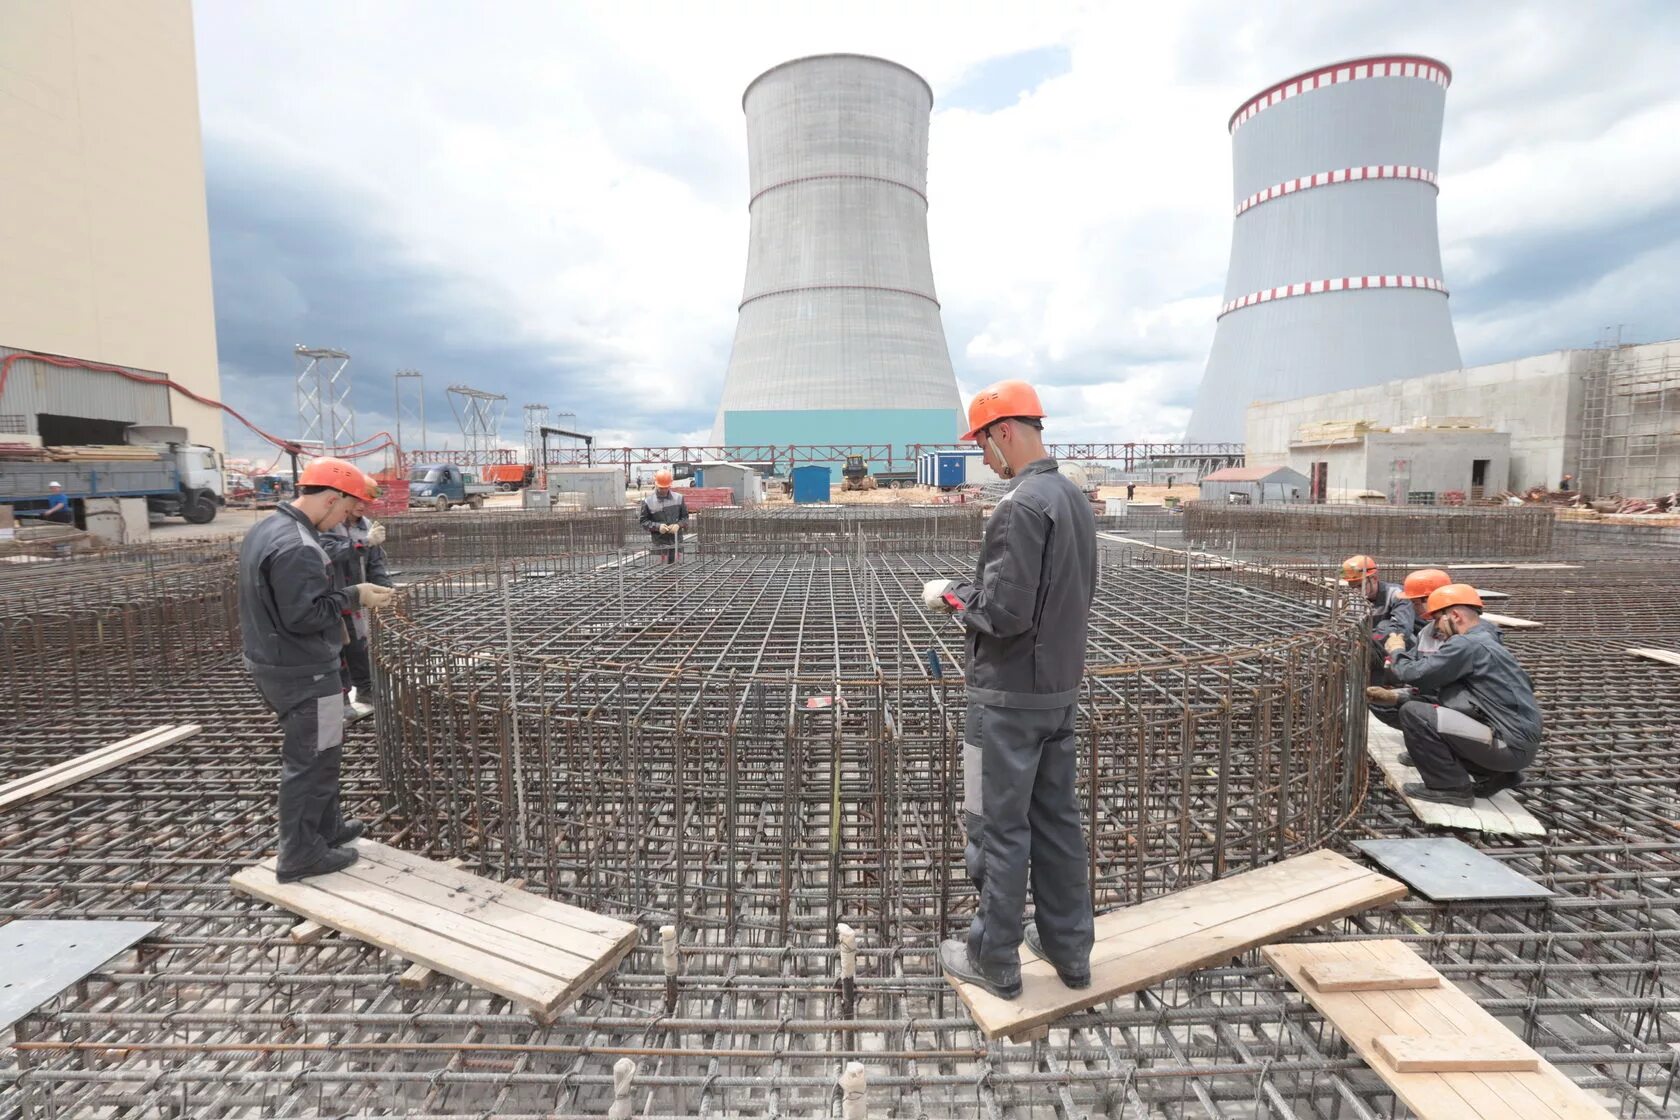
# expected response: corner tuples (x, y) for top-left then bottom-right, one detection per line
(1005, 416), (1043, 431)
(298, 485), (334, 496)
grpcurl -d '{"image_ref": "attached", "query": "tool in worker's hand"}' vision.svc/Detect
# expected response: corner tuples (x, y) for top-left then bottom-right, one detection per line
(925, 649), (943, 679)
(1383, 632), (1407, 653)
(921, 579), (963, 614)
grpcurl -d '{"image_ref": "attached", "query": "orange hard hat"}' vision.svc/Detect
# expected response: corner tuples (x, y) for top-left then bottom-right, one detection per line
(1400, 568), (1451, 601)
(361, 473), (381, 501)
(654, 469), (674, 488)
(1425, 583), (1484, 616)
(1340, 554), (1377, 583)
(960, 379), (1045, 442)
(298, 456), (373, 500)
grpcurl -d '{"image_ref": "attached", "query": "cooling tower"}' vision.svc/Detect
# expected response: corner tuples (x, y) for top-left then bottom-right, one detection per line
(711, 54), (964, 451)
(1185, 55), (1462, 442)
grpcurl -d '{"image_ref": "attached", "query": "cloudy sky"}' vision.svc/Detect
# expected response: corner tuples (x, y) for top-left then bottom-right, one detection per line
(194, 1), (1680, 462)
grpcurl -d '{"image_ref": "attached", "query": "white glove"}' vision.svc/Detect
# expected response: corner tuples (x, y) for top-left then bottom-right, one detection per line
(662, 523), (680, 536)
(921, 579), (957, 613)
(354, 583), (396, 609)
(366, 522), (386, 546)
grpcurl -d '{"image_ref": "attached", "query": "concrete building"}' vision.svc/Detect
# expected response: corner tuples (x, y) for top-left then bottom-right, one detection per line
(1187, 55), (1461, 441)
(0, 0), (223, 450)
(1246, 338), (1680, 499)
(710, 55), (963, 462)
(1198, 465), (1310, 505)
(1286, 424), (1510, 504)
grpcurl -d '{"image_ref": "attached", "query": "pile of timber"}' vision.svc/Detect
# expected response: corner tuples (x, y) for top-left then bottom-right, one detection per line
(0, 443), (49, 461)
(45, 445), (163, 462)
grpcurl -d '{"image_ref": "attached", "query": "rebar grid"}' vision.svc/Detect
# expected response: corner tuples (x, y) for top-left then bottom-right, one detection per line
(694, 505), (984, 555)
(0, 543), (238, 725)
(1184, 502), (1556, 560)
(373, 550), (1366, 942)
(379, 510), (627, 572)
(4, 551), (1680, 1117)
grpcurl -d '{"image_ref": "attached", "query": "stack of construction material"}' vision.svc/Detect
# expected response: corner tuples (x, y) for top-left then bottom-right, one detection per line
(0, 442), (49, 461)
(681, 487), (735, 509)
(1294, 419), (1383, 445)
(46, 444), (162, 461)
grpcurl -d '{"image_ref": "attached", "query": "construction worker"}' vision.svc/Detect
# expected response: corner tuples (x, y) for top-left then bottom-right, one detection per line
(42, 481), (73, 524)
(1367, 584), (1542, 806)
(638, 468), (688, 564)
(238, 458), (395, 882)
(921, 379), (1097, 1001)
(1370, 568), (1451, 729)
(1342, 554), (1415, 674)
(322, 474), (392, 721)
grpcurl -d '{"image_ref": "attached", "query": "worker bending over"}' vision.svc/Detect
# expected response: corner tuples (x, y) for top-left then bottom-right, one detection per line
(1342, 554), (1415, 673)
(322, 473), (392, 722)
(1368, 584), (1542, 807)
(238, 458), (395, 882)
(1370, 568), (1451, 728)
(922, 379), (1097, 1001)
(638, 469), (688, 564)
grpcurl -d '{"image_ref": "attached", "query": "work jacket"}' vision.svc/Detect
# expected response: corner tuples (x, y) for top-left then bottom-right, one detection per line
(322, 517), (392, 639)
(238, 503), (358, 680)
(638, 490), (688, 542)
(950, 459), (1097, 708)
(1369, 582), (1416, 640)
(1389, 620), (1543, 747)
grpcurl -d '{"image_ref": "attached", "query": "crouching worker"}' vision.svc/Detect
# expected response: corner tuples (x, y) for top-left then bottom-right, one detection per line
(1370, 568), (1451, 729)
(1367, 584), (1543, 807)
(238, 458), (396, 882)
(1342, 554), (1415, 674)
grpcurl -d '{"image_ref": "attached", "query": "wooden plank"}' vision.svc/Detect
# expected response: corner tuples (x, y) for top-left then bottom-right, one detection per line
(1367, 715), (1545, 837)
(947, 849), (1404, 1040)
(0, 727), (164, 796)
(1304, 958), (1440, 992)
(1482, 611), (1544, 630)
(0, 725), (200, 811)
(1265, 940), (1612, 1120)
(402, 868), (514, 990)
(289, 921), (327, 945)
(1628, 647), (1680, 668)
(1374, 1033), (1540, 1073)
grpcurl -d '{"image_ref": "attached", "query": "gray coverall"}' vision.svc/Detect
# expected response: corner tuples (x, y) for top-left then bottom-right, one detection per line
(1388, 621), (1543, 792)
(947, 458), (1097, 980)
(1364, 581), (1416, 675)
(1371, 605), (1447, 728)
(323, 518), (392, 698)
(638, 489), (688, 564)
(238, 503), (360, 876)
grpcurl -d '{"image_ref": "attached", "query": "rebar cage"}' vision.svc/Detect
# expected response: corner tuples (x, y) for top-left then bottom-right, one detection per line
(1183, 501), (1556, 559)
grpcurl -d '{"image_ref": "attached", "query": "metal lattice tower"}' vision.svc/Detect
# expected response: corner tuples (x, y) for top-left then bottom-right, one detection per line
(294, 346), (354, 453)
(522, 404), (548, 465)
(447, 385), (507, 467)
(393, 370), (425, 462)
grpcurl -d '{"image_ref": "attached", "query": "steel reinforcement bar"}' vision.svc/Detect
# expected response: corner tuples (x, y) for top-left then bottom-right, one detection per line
(694, 505), (984, 556)
(1183, 500), (1556, 560)
(378, 509), (627, 572)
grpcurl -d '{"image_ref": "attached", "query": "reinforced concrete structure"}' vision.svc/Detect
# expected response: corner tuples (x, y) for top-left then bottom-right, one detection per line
(0, 0), (224, 450)
(1187, 55), (1462, 442)
(711, 55), (964, 460)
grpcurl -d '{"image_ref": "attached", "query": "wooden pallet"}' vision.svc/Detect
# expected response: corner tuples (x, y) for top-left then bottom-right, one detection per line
(231, 839), (638, 1019)
(1367, 715), (1545, 837)
(0, 725), (200, 812)
(945, 849), (1405, 1041)
(1265, 940), (1613, 1118)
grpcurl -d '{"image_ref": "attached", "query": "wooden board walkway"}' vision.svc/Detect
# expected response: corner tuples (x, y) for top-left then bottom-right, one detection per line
(945, 849), (1405, 1041)
(1264, 939), (1613, 1118)
(0, 725), (200, 812)
(1482, 611), (1544, 630)
(1628, 647), (1680, 668)
(231, 839), (638, 1019)
(1367, 716), (1545, 837)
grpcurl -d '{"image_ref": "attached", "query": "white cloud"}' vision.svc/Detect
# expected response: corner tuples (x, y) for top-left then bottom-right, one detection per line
(194, 1), (1680, 446)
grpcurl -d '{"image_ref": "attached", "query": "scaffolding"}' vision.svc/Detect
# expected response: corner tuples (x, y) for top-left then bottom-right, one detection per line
(294, 345), (354, 453)
(447, 385), (508, 468)
(1576, 340), (1680, 499)
(394, 369), (426, 460)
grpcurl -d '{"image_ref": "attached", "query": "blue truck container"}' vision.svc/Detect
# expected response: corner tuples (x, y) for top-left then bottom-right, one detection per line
(790, 465), (831, 504)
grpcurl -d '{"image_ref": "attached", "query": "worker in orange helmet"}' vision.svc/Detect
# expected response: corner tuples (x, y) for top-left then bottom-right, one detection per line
(922, 379), (1097, 1001)
(638, 467), (688, 565)
(322, 472), (393, 722)
(1341, 554), (1415, 674)
(1367, 584), (1543, 807)
(1370, 568), (1452, 729)
(238, 457), (394, 882)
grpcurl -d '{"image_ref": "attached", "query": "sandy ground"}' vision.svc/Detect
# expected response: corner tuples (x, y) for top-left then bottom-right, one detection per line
(1098, 482), (1201, 504)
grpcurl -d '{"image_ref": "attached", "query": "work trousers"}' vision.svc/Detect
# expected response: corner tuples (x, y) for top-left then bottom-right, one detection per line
(248, 663), (347, 876)
(962, 701), (1094, 977)
(648, 533), (680, 565)
(340, 637), (374, 698)
(1398, 700), (1536, 791)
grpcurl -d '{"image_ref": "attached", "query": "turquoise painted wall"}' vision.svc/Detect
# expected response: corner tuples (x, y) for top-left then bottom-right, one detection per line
(722, 408), (960, 472)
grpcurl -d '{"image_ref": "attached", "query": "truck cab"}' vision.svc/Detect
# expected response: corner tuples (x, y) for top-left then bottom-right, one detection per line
(409, 464), (490, 511)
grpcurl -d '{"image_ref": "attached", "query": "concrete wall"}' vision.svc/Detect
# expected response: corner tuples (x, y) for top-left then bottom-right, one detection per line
(1286, 430), (1508, 501)
(1248, 349), (1587, 490)
(0, 0), (223, 450)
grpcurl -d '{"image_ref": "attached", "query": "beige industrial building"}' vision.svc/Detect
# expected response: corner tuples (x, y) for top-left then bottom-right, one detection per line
(0, 0), (223, 450)
(1246, 337), (1680, 499)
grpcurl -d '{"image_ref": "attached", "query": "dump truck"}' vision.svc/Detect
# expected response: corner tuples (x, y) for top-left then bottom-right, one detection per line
(408, 464), (496, 511)
(0, 424), (225, 524)
(482, 463), (535, 491)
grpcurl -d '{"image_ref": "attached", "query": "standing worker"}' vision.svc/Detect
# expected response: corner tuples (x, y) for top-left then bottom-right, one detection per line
(920, 379), (1097, 1001)
(1342, 554), (1416, 672)
(1368, 584), (1542, 806)
(238, 458), (395, 882)
(322, 473), (392, 721)
(638, 469), (688, 565)
(42, 481), (74, 524)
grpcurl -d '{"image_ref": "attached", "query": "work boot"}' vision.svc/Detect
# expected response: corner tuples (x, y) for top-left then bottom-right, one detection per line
(1473, 772), (1524, 800)
(345, 699), (376, 723)
(1022, 920), (1092, 989)
(1365, 686), (1403, 706)
(939, 938), (1021, 1001)
(330, 819), (366, 847)
(1401, 781), (1475, 808)
(276, 845), (359, 883)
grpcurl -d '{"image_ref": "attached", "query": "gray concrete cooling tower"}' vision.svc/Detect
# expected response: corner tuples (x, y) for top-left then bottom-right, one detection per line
(1186, 55), (1462, 442)
(710, 54), (964, 452)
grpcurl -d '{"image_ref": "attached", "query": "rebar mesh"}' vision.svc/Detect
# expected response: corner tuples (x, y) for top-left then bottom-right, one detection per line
(694, 505), (983, 555)
(1183, 501), (1556, 559)
(379, 509), (627, 571)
